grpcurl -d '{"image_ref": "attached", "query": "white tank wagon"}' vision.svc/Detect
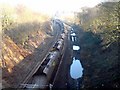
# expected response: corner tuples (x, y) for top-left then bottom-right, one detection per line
(32, 53), (54, 76)
(43, 51), (61, 81)
(52, 38), (64, 53)
(61, 33), (66, 39)
(56, 39), (64, 52)
(25, 51), (61, 90)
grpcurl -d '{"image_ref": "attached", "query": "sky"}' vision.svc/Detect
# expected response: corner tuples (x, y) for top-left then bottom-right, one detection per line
(0, 0), (104, 15)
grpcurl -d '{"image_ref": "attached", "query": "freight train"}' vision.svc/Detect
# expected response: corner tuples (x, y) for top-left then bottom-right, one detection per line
(24, 33), (66, 90)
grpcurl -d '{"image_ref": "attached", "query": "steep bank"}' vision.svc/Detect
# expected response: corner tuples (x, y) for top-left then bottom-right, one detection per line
(2, 35), (29, 88)
(74, 25), (120, 88)
(74, 1), (119, 88)
(1, 21), (57, 88)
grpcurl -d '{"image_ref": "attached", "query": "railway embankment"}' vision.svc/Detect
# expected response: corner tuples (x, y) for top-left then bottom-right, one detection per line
(2, 21), (60, 88)
(74, 25), (120, 88)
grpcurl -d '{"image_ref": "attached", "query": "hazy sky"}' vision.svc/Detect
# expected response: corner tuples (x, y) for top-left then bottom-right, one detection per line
(0, 0), (104, 15)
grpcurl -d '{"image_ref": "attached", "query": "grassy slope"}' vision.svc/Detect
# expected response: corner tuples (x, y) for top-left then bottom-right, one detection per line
(2, 21), (55, 88)
(2, 35), (29, 88)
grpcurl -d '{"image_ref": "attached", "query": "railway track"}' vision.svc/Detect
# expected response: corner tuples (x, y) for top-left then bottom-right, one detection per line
(18, 20), (65, 89)
(52, 33), (68, 86)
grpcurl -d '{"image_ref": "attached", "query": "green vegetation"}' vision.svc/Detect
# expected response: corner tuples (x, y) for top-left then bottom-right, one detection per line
(1, 4), (55, 88)
(77, 1), (119, 45)
(1, 4), (52, 47)
(75, 1), (120, 88)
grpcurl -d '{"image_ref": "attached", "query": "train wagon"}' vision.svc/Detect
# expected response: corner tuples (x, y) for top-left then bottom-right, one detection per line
(43, 51), (61, 81)
(25, 33), (65, 90)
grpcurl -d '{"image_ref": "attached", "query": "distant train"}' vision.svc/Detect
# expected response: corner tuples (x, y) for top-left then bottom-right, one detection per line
(25, 33), (66, 89)
(52, 19), (64, 33)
